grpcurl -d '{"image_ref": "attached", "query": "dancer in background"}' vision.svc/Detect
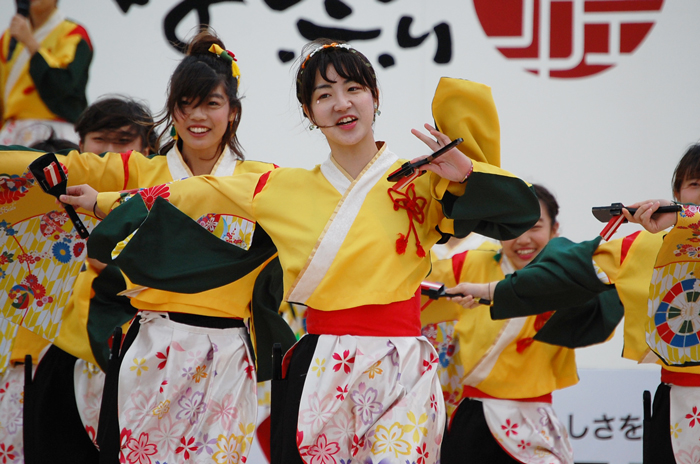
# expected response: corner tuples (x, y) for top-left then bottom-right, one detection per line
(423, 184), (577, 464)
(448, 143), (700, 463)
(68, 41), (541, 463)
(1, 0), (92, 145)
(620, 143), (700, 463)
(74, 95), (157, 155)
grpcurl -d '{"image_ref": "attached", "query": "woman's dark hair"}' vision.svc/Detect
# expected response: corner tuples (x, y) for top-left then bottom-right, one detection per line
(157, 30), (243, 159)
(532, 183), (559, 227)
(30, 130), (79, 152)
(295, 39), (378, 124)
(75, 96), (157, 153)
(672, 143), (700, 198)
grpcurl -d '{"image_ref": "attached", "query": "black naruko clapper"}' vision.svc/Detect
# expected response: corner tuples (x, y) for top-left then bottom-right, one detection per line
(28, 152), (90, 239)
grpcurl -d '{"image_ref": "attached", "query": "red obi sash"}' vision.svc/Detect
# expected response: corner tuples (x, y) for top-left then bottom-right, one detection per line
(661, 368), (700, 387)
(305, 290), (421, 337)
(461, 385), (553, 404)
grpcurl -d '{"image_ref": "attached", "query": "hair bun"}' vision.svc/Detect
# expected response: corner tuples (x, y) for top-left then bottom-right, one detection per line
(187, 30), (226, 57)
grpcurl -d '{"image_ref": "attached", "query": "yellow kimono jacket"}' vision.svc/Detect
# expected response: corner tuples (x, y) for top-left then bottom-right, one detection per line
(92, 142), (540, 314)
(0, 10), (92, 125)
(1, 146), (289, 374)
(422, 247), (578, 418)
(91, 80), (540, 315)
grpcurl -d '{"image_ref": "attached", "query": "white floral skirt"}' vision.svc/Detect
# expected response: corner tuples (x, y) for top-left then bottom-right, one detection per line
(479, 398), (573, 464)
(117, 313), (257, 463)
(74, 359), (106, 446)
(295, 335), (445, 464)
(0, 364), (26, 463)
(670, 384), (700, 461)
(0, 119), (78, 146)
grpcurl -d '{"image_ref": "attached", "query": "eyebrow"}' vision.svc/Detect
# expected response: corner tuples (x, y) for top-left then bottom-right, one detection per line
(313, 78), (353, 92)
(209, 93), (226, 100)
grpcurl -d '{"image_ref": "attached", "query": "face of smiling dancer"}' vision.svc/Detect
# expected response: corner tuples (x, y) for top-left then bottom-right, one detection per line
(173, 83), (234, 161)
(308, 65), (377, 157)
(501, 200), (559, 271)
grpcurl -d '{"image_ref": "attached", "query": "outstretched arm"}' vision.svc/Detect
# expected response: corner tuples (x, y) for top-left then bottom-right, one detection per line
(87, 174), (275, 294)
(488, 237), (611, 319)
(446, 281), (497, 309)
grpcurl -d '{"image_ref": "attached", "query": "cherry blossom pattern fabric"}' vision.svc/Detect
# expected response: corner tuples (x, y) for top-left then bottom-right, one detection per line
(0, 365), (25, 463)
(669, 385), (700, 461)
(116, 314), (257, 464)
(480, 398), (573, 464)
(295, 335), (443, 464)
(73, 359), (105, 447)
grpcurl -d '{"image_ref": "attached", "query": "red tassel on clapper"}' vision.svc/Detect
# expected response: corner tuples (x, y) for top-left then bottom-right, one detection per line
(600, 215), (625, 241)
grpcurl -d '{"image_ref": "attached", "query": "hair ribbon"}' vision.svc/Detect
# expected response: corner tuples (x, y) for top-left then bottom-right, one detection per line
(208, 44), (241, 82)
(301, 42), (354, 70)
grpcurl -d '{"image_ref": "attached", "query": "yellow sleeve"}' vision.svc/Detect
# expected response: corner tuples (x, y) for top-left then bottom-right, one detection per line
(0, 148), (130, 192)
(52, 263), (101, 365)
(595, 230), (665, 362)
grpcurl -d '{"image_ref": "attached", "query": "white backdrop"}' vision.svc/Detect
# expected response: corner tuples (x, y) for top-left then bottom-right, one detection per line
(3, 1), (699, 462)
(3, 0), (698, 369)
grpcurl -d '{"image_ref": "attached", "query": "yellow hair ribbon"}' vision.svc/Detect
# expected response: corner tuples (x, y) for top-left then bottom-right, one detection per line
(208, 44), (241, 82)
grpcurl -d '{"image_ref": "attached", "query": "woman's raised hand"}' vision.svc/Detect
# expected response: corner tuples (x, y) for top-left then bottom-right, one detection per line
(411, 123), (473, 183)
(622, 199), (677, 233)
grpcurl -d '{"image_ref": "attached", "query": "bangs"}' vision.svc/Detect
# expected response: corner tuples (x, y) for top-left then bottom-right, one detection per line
(169, 59), (225, 112)
(317, 52), (375, 91)
(98, 116), (139, 132)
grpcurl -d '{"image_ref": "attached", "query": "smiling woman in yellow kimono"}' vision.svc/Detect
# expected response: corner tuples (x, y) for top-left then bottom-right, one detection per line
(422, 185), (579, 464)
(67, 40), (540, 464)
(4, 32), (295, 464)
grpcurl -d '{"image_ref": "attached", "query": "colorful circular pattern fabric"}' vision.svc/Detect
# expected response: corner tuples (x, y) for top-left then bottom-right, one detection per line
(654, 278), (700, 348)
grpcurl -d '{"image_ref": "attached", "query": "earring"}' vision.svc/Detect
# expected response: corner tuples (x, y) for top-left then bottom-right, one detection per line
(309, 123), (317, 131)
(374, 104), (381, 116)
(170, 126), (178, 141)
